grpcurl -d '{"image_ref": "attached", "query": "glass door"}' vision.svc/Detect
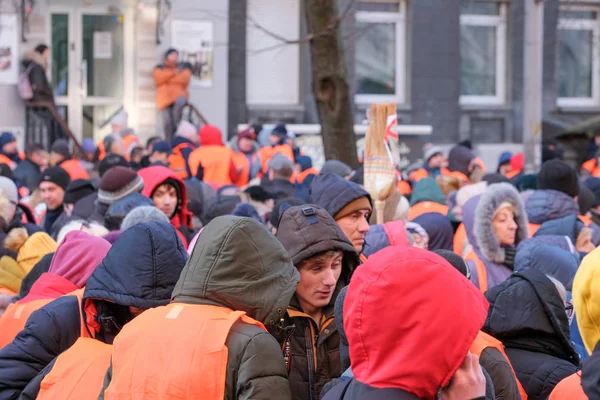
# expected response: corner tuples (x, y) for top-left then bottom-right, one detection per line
(50, 7), (127, 142)
(79, 11), (125, 141)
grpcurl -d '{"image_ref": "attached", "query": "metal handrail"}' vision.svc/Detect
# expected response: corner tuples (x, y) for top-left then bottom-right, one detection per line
(26, 101), (87, 159)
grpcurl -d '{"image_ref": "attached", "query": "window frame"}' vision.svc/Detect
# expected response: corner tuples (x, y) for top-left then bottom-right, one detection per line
(557, 5), (600, 108)
(459, 3), (508, 106)
(354, 1), (407, 105)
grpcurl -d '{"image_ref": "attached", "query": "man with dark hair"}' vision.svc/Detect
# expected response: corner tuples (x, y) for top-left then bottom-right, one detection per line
(148, 141), (172, 167)
(38, 166), (70, 238)
(49, 139), (89, 181)
(14, 143), (46, 193)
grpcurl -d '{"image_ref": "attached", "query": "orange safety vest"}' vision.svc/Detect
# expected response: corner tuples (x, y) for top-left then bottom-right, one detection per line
(122, 134), (140, 160)
(408, 201), (449, 221)
(579, 215), (593, 227)
(408, 167), (452, 183)
(506, 169), (522, 179)
(37, 337), (111, 400)
(258, 145), (295, 174)
(188, 146), (236, 187)
(453, 223), (467, 256)
(548, 372), (586, 400)
(104, 303), (265, 399)
(0, 297), (54, 349)
(60, 159), (89, 181)
(471, 331), (528, 400)
(0, 287), (15, 297)
(169, 142), (196, 180)
(465, 250), (488, 293)
(296, 167), (320, 185)
(0, 154), (14, 168)
(582, 158), (597, 174)
(233, 152), (261, 188)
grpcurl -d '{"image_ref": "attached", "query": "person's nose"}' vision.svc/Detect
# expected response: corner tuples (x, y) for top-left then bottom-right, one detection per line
(322, 269), (337, 287)
(358, 216), (370, 233)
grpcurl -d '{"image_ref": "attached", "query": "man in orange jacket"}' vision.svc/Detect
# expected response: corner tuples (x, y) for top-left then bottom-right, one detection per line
(188, 125), (237, 188)
(49, 139), (89, 181)
(152, 48), (191, 139)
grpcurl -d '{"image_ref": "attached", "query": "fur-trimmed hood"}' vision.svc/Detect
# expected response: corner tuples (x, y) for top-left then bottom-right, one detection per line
(474, 183), (528, 263)
(23, 50), (47, 70)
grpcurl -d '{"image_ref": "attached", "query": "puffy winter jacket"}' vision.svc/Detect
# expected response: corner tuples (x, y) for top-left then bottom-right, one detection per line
(483, 269), (580, 400)
(0, 221), (187, 400)
(152, 62), (191, 110)
(525, 190), (580, 226)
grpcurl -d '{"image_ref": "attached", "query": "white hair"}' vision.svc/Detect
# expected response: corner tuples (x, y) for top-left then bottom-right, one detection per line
(56, 220), (109, 245)
(546, 274), (567, 304)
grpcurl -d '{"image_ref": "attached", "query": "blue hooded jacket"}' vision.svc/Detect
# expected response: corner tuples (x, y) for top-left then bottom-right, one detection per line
(525, 189), (580, 225)
(0, 221), (188, 399)
(310, 173), (372, 219)
(412, 212), (454, 251)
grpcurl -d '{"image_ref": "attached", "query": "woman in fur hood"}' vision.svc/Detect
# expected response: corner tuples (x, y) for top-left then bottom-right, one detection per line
(462, 183), (529, 292)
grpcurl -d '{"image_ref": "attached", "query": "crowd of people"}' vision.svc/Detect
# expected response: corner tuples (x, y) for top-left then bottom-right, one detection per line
(0, 111), (599, 400)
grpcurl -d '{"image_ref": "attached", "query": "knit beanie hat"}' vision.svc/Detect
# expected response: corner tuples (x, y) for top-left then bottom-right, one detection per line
(0, 132), (15, 148)
(334, 197), (373, 221)
(98, 154), (128, 177)
(176, 121), (198, 142)
(50, 139), (71, 159)
(98, 166), (144, 205)
(321, 160), (353, 178)
(39, 166), (70, 190)
(537, 159), (579, 198)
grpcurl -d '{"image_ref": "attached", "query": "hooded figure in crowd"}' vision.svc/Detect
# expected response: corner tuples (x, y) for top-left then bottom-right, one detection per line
(463, 183), (529, 292)
(101, 216), (299, 400)
(139, 165), (193, 246)
(407, 177), (448, 220)
(276, 205), (359, 400)
(310, 173), (372, 257)
(0, 231), (110, 349)
(188, 125), (237, 188)
(323, 246), (489, 400)
(0, 177), (41, 257)
(0, 221), (188, 399)
(534, 214), (597, 255)
(362, 220), (411, 258)
(169, 120), (198, 180)
(412, 212), (454, 251)
(549, 246), (600, 399)
(483, 269), (580, 400)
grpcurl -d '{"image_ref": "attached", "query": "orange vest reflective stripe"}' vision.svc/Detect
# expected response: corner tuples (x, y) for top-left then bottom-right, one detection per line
(465, 250), (488, 293)
(582, 159), (597, 174)
(528, 222), (540, 237)
(188, 146), (236, 187)
(104, 303), (265, 400)
(0, 298), (54, 349)
(296, 167), (320, 185)
(60, 159), (89, 181)
(454, 223), (467, 256)
(37, 337), (111, 400)
(169, 142), (196, 180)
(549, 372), (586, 400)
(471, 331), (528, 400)
(408, 201), (449, 221)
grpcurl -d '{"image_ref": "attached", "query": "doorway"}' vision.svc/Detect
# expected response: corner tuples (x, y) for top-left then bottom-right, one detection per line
(50, 5), (134, 142)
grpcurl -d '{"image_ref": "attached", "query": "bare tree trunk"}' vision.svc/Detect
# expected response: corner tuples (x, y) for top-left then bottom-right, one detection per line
(305, 0), (359, 168)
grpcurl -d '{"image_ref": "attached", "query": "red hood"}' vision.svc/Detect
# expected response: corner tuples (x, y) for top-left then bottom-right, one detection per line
(200, 124), (223, 146)
(138, 166), (192, 229)
(510, 152), (524, 171)
(382, 220), (410, 246)
(344, 246), (488, 398)
(18, 273), (78, 303)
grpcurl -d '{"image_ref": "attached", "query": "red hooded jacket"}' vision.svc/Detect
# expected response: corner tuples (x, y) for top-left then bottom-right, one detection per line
(138, 166), (193, 247)
(344, 246), (488, 399)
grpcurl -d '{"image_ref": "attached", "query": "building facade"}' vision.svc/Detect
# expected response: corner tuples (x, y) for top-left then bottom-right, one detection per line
(0, 0), (597, 164)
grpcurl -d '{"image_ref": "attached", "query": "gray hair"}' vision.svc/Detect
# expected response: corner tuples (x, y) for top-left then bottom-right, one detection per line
(546, 274), (567, 304)
(121, 206), (169, 231)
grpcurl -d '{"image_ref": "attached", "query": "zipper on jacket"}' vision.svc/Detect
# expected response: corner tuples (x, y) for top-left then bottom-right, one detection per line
(305, 326), (316, 400)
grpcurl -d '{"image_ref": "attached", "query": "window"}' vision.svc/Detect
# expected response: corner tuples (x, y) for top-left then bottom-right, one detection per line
(355, 1), (406, 104)
(460, 2), (507, 106)
(558, 7), (600, 108)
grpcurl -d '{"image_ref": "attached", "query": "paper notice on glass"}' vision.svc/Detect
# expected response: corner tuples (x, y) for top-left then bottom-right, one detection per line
(93, 32), (112, 59)
(171, 20), (213, 88)
(0, 15), (19, 85)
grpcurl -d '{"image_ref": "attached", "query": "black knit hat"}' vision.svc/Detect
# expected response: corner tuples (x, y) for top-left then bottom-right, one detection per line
(50, 139), (71, 159)
(98, 166), (144, 205)
(64, 179), (96, 205)
(39, 166), (70, 190)
(537, 159), (579, 198)
(434, 250), (470, 280)
(99, 154), (128, 177)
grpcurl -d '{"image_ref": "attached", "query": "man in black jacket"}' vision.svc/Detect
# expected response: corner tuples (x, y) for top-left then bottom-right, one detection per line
(22, 44), (54, 104)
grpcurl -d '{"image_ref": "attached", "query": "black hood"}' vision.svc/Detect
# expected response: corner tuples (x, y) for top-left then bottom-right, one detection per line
(483, 269), (579, 366)
(582, 342), (600, 398)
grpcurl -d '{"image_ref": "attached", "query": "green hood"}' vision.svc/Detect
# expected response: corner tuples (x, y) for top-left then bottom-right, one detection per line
(410, 177), (445, 206)
(171, 216), (299, 327)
